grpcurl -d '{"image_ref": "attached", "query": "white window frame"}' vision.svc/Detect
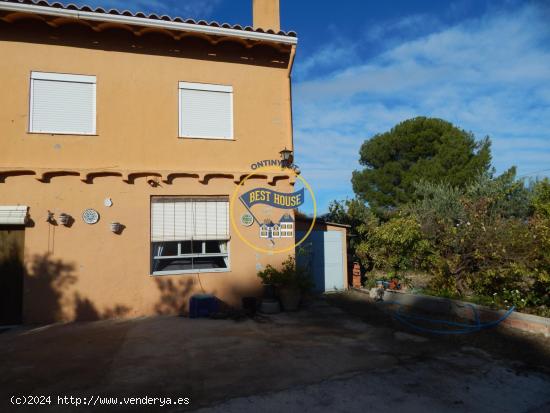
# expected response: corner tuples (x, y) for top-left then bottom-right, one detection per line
(178, 81), (234, 140)
(29, 71), (97, 135)
(150, 196), (231, 275)
(151, 240), (231, 276)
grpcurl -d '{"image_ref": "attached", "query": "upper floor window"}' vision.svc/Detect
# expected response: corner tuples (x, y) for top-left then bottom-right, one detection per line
(178, 82), (233, 140)
(29, 71), (96, 135)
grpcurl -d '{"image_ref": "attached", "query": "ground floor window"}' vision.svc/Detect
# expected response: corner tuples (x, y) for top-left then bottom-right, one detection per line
(151, 197), (229, 274)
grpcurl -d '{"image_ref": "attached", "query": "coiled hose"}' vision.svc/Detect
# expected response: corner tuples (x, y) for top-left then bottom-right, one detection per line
(383, 300), (516, 335)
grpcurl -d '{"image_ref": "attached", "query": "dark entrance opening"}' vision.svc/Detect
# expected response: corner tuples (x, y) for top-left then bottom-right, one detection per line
(0, 226), (24, 325)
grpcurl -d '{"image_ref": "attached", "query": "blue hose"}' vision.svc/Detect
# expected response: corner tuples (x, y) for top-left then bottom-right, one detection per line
(383, 300), (516, 335)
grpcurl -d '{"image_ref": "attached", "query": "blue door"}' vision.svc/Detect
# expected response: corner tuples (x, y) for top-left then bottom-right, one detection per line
(296, 230), (344, 293)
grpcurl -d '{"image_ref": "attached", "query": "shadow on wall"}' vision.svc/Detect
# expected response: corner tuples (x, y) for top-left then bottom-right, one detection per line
(229, 281), (264, 306)
(154, 277), (196, 316)
(25, 253), (131, 323)
(152, 275), (263, 316)
(73, 294), (130, 322)
(152, 273), (268, 316)
(25, 253), (77, 323)
(23, 254), (262, 323)
(0, 20), (291, 69)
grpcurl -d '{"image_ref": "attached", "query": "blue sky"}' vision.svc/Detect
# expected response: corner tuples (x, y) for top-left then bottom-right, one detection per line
(81, 0), (550, 214)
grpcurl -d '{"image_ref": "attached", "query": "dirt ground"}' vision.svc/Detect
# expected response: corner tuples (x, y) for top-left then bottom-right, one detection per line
(0, 290), (549, 412)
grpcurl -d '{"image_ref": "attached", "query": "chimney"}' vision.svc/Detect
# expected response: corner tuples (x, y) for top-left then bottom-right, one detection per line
(253, 0), (280, 32)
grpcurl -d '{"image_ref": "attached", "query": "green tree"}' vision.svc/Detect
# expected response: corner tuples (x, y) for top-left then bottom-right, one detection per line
(352, 117), (491, 213)
(325, 198), (371, 229)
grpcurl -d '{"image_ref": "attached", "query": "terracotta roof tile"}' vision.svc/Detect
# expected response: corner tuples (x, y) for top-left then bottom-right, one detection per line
(0, 0), (297, 37)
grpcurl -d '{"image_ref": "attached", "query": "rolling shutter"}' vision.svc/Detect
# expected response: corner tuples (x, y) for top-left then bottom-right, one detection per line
(0, 206), (28, 225)
(151, 198), (229, 242)
(30, 72), (96, 135)
(179, 82), (233, 139)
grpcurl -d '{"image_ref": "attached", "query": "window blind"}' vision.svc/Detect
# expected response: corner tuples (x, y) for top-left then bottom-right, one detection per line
(30, 72), (96, 134)
(0, 205), (28, 225)
(151, 197), (229, 241)
(179, 82), (233, 139)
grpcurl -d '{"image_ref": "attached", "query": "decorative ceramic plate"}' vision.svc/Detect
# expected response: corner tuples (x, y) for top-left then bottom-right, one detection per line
(82, 208), (100, 224)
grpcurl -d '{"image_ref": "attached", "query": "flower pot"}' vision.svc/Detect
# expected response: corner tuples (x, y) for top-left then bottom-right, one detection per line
(111, 222), (122, 233)
(263, 284), (276, 299)
(279, 286), (301, 311)
(242, 296), (257, 316)
(259, 298), (281, 314)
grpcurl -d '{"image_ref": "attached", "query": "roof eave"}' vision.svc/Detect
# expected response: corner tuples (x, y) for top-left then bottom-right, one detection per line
(0, 1), (298, 45)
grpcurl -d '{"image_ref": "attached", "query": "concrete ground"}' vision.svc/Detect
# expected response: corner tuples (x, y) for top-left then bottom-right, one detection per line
(1, 290), (549, 412)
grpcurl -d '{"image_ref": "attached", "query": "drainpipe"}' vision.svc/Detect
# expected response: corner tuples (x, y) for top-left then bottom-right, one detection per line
(287, 45), (296, 157)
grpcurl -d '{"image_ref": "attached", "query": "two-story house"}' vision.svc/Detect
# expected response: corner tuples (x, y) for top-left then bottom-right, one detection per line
(0, 0), (298, 324)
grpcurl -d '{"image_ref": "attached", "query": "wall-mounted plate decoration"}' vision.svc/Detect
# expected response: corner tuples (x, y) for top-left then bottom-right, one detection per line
(104, 198), (113, 207)
(82, 208), (100, 224)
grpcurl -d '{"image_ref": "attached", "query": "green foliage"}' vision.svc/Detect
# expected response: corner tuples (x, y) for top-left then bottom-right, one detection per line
(257, 255), (313, 292)
(356, 216), (433, 274)
(491, 288), (530, 310)
(406, 171), (549, 314)
(408, 167), (531, 227)
(409, 171), (534, 290)
(338, 167), (549, 315)
(352, 117), (491, 213)
(331, 116), (549, 315)
(467, 167), (532, 219)
(532, 178), (550, 218)
(529, 214), (550, 305)
(326, 198), (371, 228)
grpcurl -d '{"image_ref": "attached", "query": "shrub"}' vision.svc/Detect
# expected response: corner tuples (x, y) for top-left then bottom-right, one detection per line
(327, 172), (550, 315)
(356, 216), (433, 275)
(532, 178), (550, 218)
(257, 255), (313, 292)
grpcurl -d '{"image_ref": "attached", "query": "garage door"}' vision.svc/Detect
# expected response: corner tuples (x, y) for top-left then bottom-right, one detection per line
(296, 230), (344, 293)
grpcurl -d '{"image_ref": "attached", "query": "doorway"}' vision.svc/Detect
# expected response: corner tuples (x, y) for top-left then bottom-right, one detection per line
(296, 230), (344, 292)
(0, 226), (24, 324)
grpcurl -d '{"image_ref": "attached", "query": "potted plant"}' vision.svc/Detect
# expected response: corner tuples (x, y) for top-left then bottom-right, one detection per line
(257, 255), (312, 311)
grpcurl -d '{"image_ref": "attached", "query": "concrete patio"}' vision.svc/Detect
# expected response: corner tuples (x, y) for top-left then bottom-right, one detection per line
(1, 291), (549, 412)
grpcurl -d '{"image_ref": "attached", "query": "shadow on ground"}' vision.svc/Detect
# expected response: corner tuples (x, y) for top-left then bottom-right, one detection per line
(0, 291), (548, 412)
(324, 291), (550, 373)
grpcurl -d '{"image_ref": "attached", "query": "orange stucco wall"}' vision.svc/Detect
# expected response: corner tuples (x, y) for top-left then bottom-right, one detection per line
(0, 24), (293, 172)
(0, 19), (296, 323)
(1, 175), (294, 323)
